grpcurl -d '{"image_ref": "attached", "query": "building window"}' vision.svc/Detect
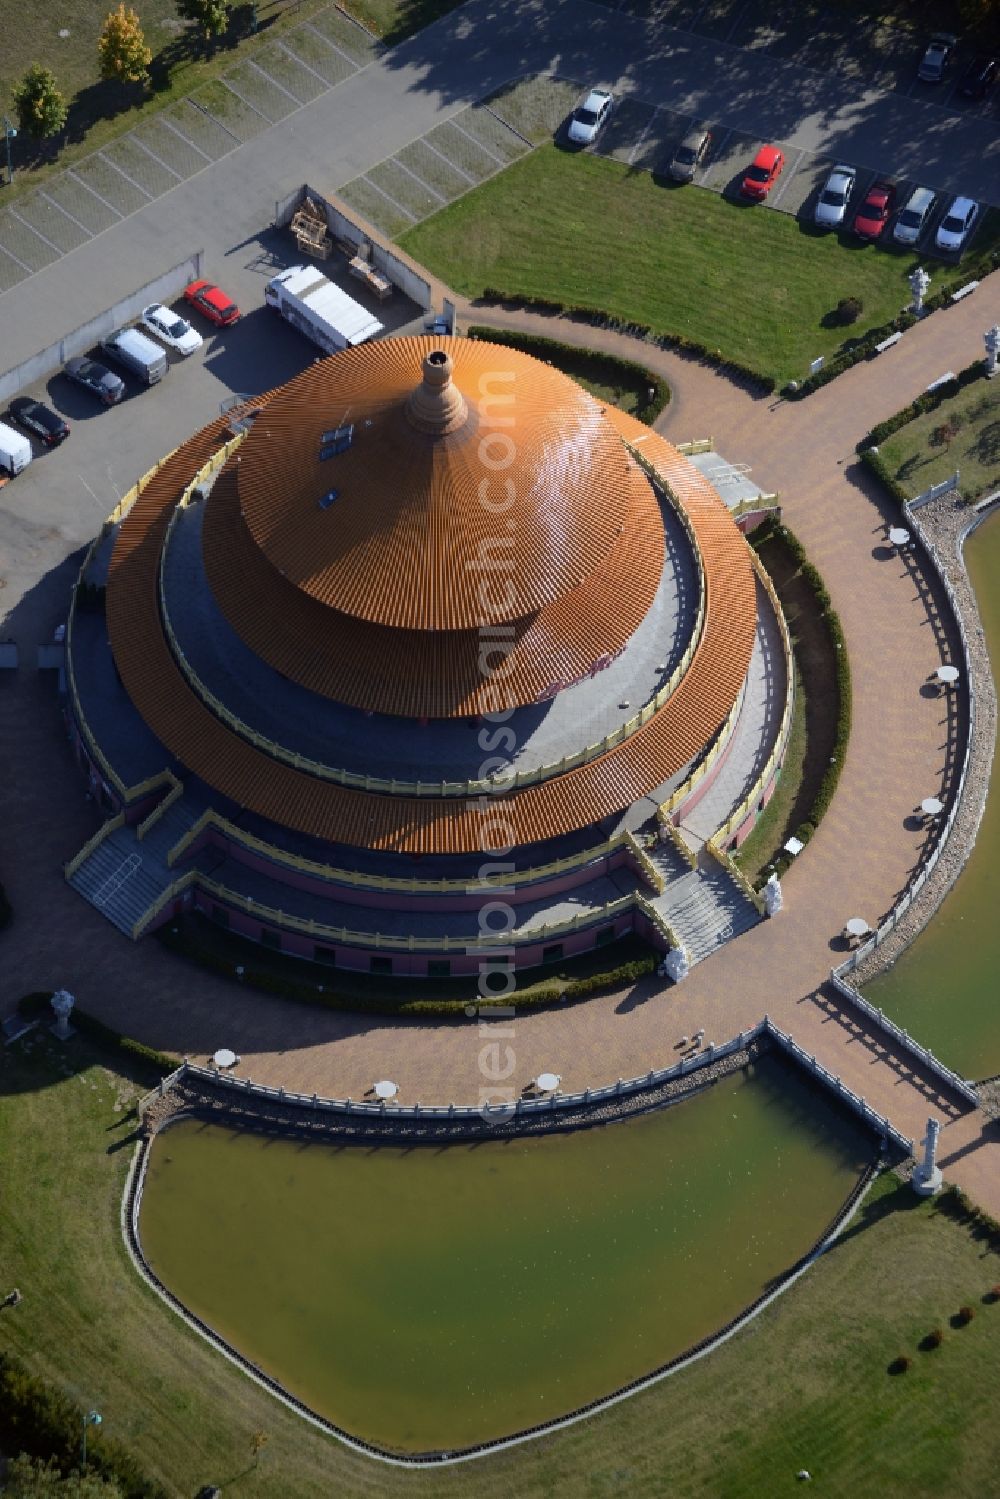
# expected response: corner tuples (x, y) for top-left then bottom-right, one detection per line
(211, 904), (229, 929)
(428, 959), (451, 979)
(261, 929), (281, 951)
(314, 945), (337, 967)
(595, 925), (616, 947)
(543, 943), (564, 963)
(370, 955), (393, 975)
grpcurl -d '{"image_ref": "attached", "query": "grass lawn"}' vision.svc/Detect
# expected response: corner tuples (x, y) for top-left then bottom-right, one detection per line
(400, 145), (1000, 389)
(3, 1029), (1000, 1497)
(735, 527), (840, 880)
(340, 0), (462, 43)
(880, 380), (1000, 503)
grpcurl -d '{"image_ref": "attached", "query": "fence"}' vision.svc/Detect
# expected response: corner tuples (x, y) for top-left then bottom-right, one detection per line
(0, 252), (203, 402)
(763, 1019), (914, 1154)
(276, 184), (434, 310)
(831, 498), (979, 1106)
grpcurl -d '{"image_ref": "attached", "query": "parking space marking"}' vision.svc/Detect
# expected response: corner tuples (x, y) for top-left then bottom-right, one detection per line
(359, 174), (418, 221)
(302, 20), (362, 71)
(7, 210), (62, 256)
(246, 57), (306, 108)
(0, 232), (33, 273)
(770, 146), (805, 209)
(723, 0), (748, 44)
(96, 150), (154, 201)
(37, 191), (92, 237)
(66, 170), (124, 219)
(278, 39), (335, 90)
(695, 123), (729, 185)
(159, 115), (215, 161)
(187, 98), (244, 147)
(628, 104), (660, 166)
(130, 135), (183, 181)
(217, 77), (277, 126)
(392, 156), (447, 202)
(422, 136), (477, 185)
(449, 115), (505, 167)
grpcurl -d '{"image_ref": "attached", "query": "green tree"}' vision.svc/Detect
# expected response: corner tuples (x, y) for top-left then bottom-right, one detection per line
(98, 4), (152, 88)
(177, 0), (231, 42)
(12, 65), (68, 142)
(4, 1454), (123, 1497)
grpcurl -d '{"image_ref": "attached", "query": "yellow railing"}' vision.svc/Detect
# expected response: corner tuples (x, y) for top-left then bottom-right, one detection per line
(633, 893), (687, 961)
(731, 491), (780, 519)
(705, 836), (766, 915)
(674, 438), (714, 456)
(136, 771), (183, 842)
(660, 818), (697, 870)
(139, 874), (667, 953)
(622, 830), (665, 893)
(166, 805), (645, 895)
(63, 811), (125, 878)
(657, 692), (741, 821)
(707, 550), (795, 850)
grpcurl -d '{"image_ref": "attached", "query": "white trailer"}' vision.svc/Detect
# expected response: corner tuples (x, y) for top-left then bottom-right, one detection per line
(0, 421), (32, 477)
(264, 265), (384, 354)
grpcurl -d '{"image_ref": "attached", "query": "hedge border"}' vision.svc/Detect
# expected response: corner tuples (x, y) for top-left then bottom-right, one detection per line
(752, 519), (852, 887)
(16, 991), (176, 1073)
(856, 359), (988, 504)
(154, 925), (657, 1016)
(474, 291), (777, 393)
(465, 323), (670, 423)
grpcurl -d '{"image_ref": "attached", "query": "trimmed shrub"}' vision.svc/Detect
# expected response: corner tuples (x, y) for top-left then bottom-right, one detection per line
(920, 1327), (944, 1350)
(16, 992), (176, 1073)
(888, 1354), (912, 1375)
(836, 296), (863, 325)
(786, 311), (918, 399)
(466, 324), (670, 423)
(956, 1304), (976, 1326)
(858, 361), (984, 453)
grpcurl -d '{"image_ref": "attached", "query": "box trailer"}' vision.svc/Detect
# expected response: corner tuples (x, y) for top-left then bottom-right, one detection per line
(264, 265), (384, 354)
(0, 421), (32, 477)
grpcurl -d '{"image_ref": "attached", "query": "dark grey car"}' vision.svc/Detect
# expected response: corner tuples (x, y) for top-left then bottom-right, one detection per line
(63, 356), (125, 406)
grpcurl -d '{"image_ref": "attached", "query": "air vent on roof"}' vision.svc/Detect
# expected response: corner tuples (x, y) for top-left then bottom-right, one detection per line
(318, 488), (340, 510)
(319, 424), (353, 460)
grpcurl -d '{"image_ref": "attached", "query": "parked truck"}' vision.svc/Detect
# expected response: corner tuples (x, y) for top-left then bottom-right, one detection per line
(0, 421), (32, 478)
(264, 265), (384, 354)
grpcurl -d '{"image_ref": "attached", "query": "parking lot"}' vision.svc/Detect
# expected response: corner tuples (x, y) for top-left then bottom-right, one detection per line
(0, 222), (424, 645)
(0, 4), (378, 297)
(334, 68), (994, 266)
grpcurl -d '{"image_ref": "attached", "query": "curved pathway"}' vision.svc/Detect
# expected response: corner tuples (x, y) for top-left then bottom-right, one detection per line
(2, 280), (999, 1209)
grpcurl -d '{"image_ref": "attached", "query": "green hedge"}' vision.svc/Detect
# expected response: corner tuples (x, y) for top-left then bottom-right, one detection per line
(156, 925), (656, 1016)
(754, 520), (852, 888)
(475, 290), (776, 393)
(935, 1184), (1000, 1247)
(465, 324), (670, 423)
(857, 360), (984, 452)
(16, 992), (176, 1073)
(784, 310), (918, 399)
(0, 1351), (167, 1499)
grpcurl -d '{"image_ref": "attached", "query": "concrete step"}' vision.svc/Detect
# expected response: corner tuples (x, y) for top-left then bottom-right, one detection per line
(644, 838), (760, 965)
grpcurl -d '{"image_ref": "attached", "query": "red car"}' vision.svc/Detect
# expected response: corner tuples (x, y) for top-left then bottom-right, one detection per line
(853, 181), (896, 242)
(184, 279), (240, 327)
(741, 145), (784, 202)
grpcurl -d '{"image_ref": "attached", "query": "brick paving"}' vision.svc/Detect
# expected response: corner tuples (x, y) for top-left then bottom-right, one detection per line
(2, 288), (998, 1210)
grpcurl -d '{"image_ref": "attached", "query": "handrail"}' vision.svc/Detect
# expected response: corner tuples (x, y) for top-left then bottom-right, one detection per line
(674, 438), (714, 456)
(133, 869), (198, 940)
(709, 548), (795, 849)
(622, 829), (665, 893)
(167, 805), (638, 893)
(704, 836), (765, 915)
(731, 492), (780, 519)
(633, 894), (687, 961)
(63, 811), (125, 877)
(136, 771), (183, 842)
(157, 439), (711, 799)
(658, 818), (697, 870)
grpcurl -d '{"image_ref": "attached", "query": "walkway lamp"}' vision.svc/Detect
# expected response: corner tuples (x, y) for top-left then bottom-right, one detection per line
(81, 1410), (102, 1471)
(2, 117), (16, 186)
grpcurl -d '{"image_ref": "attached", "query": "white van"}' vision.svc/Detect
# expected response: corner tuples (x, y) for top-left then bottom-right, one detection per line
(100, 327), (168, 386)
(0, 421), (32, 476)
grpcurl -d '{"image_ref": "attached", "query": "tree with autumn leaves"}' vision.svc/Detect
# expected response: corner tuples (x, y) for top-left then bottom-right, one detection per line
(11, 65), (68, 143)
(98, 4), (153, 89)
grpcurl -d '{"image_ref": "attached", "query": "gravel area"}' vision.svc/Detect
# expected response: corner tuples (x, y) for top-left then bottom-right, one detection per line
(852, 492), (999, 989)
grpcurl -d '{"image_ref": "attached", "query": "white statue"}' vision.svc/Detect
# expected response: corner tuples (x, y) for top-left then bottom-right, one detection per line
(763, 873), (783, 916)
(662, 947), (690, 983)
(985, 325), (1000, 379)
(912, 1116), (943, 1196)
(50, 989), (75, 1040)
(909, 267), (931, 315)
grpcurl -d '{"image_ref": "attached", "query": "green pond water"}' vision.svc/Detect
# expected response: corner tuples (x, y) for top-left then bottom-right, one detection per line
(865, 513), (1000, 1079)
(140, 1055), (872, 1453)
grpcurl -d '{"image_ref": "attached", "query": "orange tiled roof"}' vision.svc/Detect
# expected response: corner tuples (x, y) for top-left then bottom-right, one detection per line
(106, 403), (757, 855)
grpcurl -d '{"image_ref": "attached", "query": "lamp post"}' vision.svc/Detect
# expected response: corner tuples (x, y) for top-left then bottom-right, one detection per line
(81, 1410), (102, 1471)
(2, 116), (16, 187)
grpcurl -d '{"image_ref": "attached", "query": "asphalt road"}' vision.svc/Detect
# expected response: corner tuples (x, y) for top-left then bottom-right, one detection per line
(2, 0), (1000, 637)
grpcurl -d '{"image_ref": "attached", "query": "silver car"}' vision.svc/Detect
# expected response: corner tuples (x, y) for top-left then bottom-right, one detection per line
(814, 164), (856, 228)
(567, 89), (614, 147)
(935, 196), (980, 254)
(668, 127), (712, 183)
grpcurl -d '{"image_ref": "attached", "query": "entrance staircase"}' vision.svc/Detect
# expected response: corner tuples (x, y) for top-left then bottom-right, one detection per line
(643, 836), (761, 965)
(67, 797), (202, 937)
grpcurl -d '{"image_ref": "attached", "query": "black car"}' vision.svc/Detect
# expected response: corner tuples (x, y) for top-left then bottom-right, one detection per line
(63, 356), (125, 406)
(960, 54), (999, 98)
(9, 396), (70, 447)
